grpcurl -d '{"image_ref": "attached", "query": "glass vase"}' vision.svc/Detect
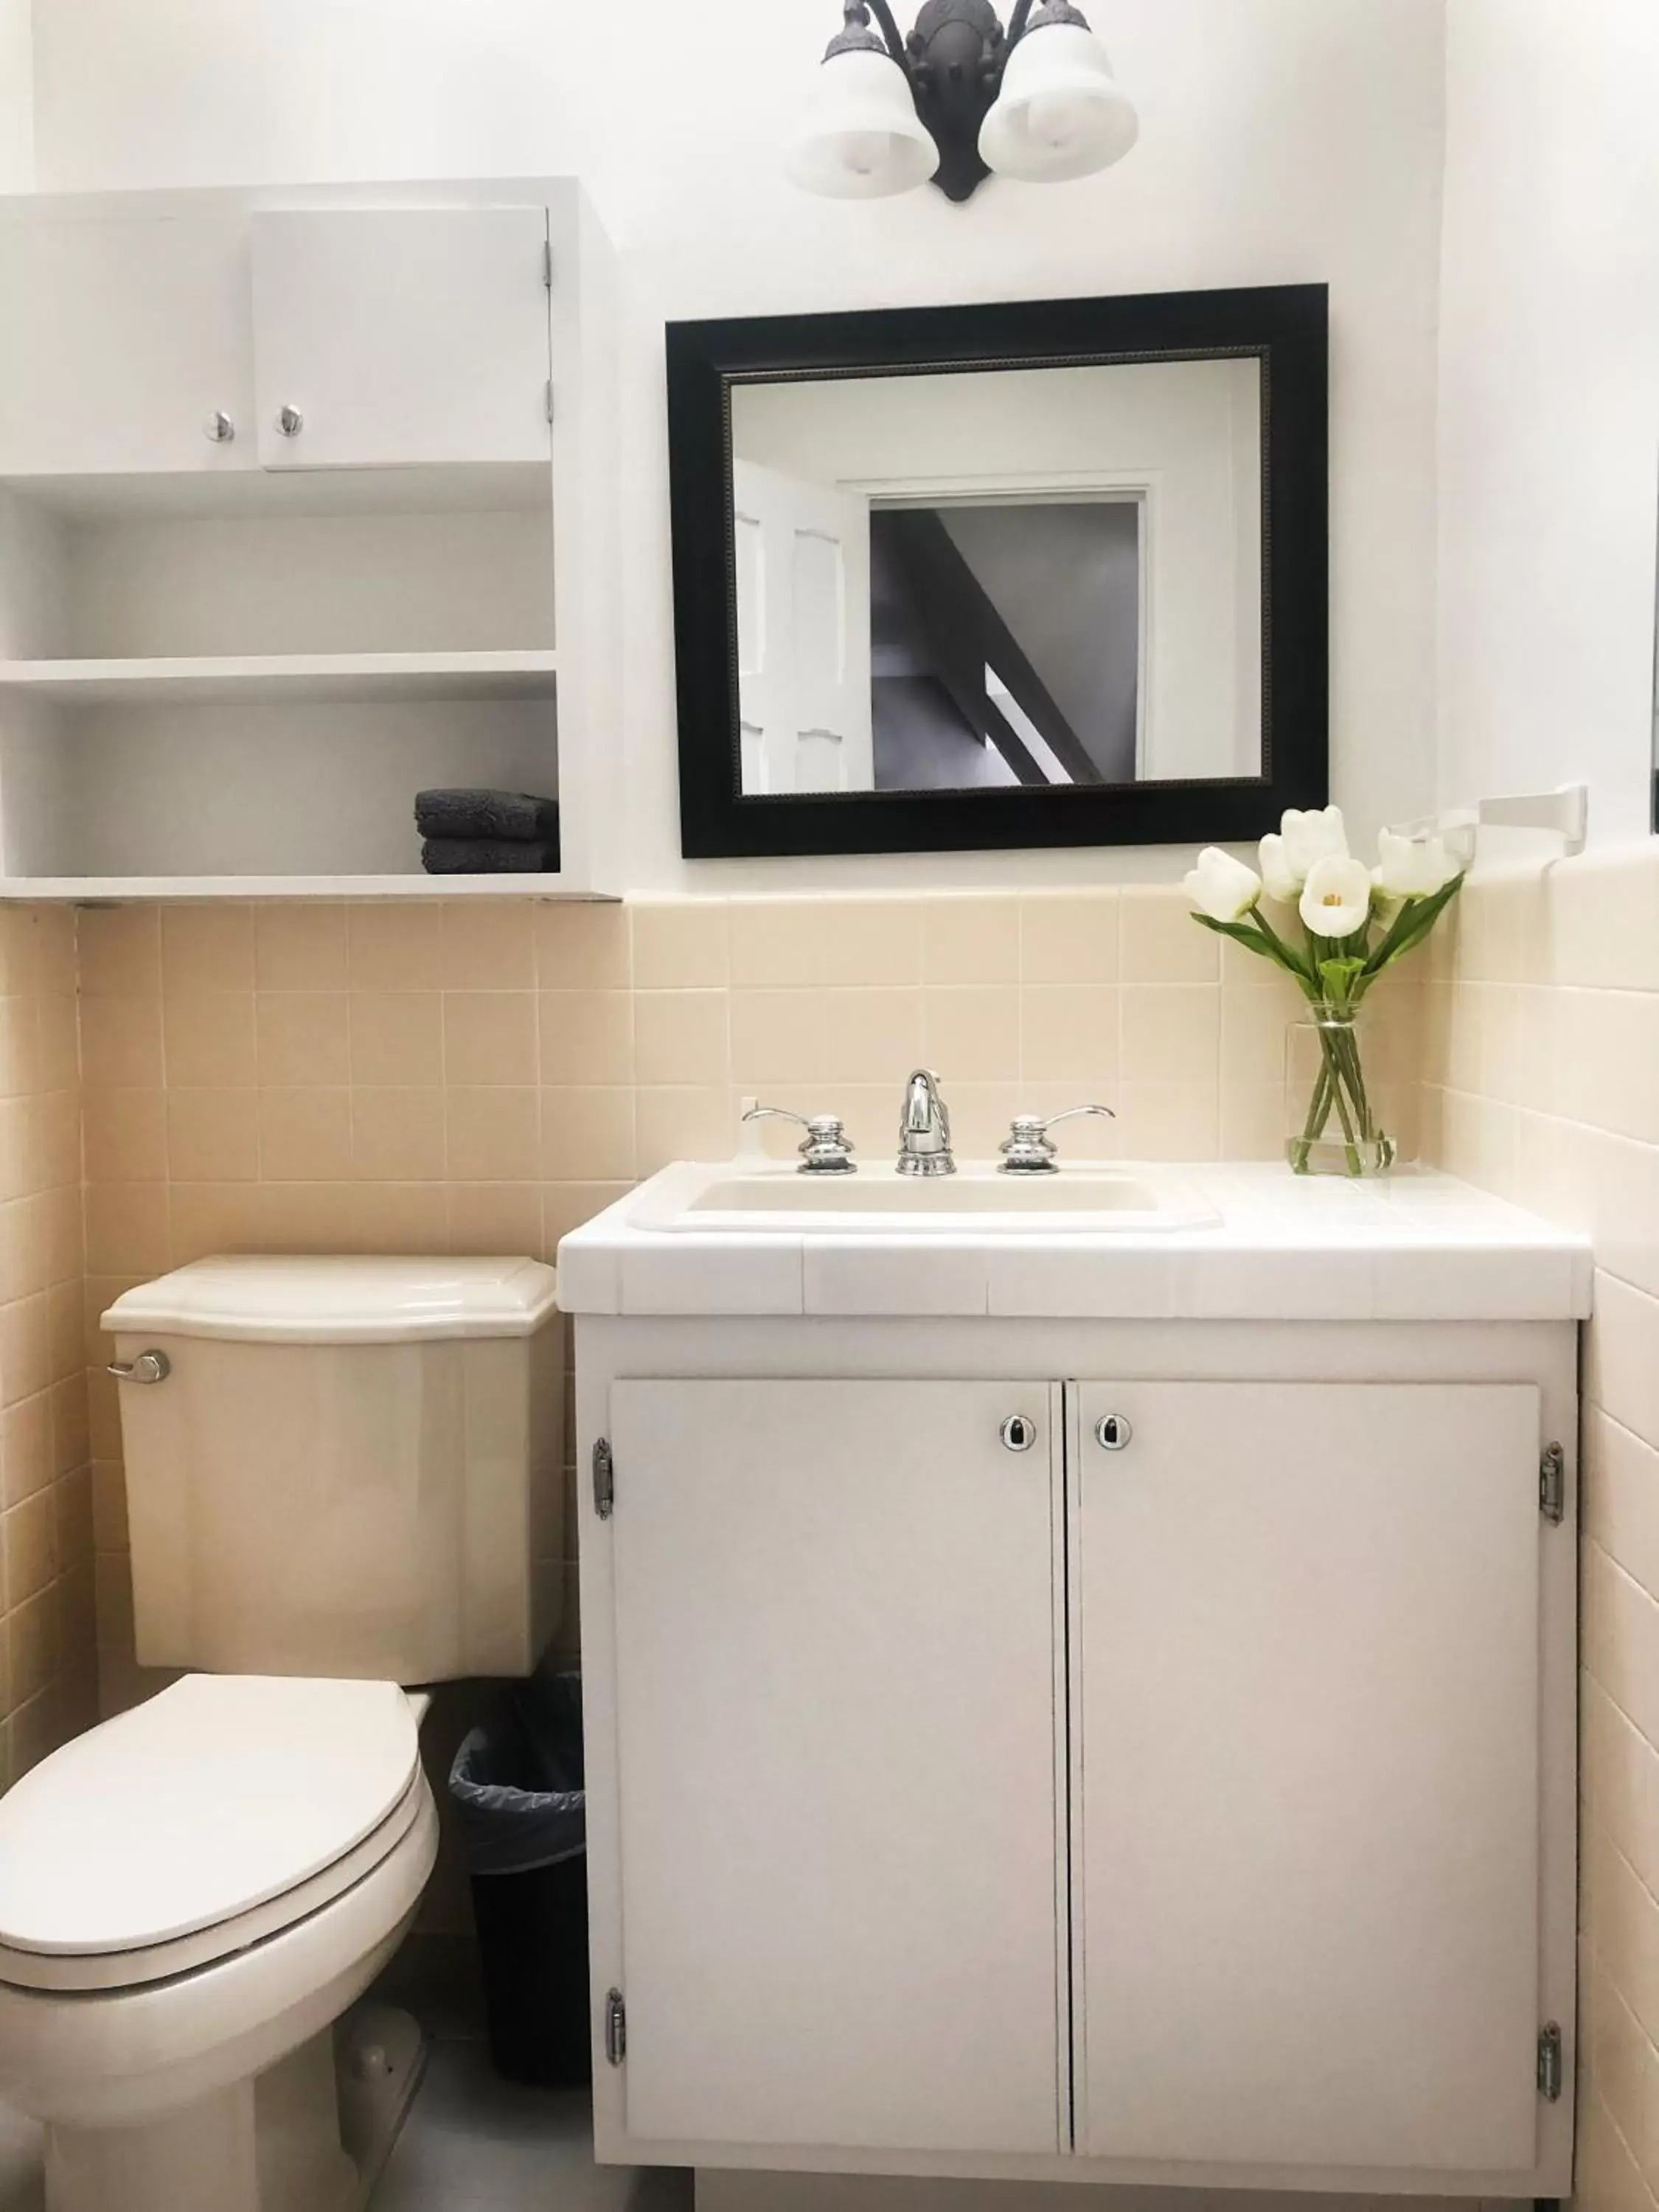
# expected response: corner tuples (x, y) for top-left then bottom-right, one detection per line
(1284, 1003), (1396, 1178)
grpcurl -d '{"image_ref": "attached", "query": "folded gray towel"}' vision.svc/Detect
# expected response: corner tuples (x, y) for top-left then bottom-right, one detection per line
(414, 789), (559, 841)
(421, 837), (558, 875)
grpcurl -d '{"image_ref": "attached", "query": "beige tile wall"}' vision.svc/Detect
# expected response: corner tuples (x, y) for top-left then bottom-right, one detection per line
(0, 905), (94, 1794)
(43, 860), (1659, 2169)
(77, 886), (1428, 1712)
(1421, 846), (1659, 2212)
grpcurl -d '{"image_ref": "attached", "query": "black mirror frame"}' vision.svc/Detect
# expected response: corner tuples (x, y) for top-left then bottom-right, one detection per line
(667, 283), (1329, 860)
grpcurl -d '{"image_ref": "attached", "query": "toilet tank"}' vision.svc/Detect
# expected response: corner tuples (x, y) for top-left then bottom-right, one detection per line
(102, 1256), (563, 1683)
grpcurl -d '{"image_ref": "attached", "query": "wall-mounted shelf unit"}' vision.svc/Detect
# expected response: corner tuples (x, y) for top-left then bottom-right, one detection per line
(0, 180), (620, 900)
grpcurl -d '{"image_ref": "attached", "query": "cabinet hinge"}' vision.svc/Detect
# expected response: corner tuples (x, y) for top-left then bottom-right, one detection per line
(1537, 2021), (1563, 2102)
(542, 240), (554, 289)
(605, 1987), (627, 2067)
(592, 1436), (614, 1520)
(544, 378), (554, 425)
(1540, 1441), (1566, 1524)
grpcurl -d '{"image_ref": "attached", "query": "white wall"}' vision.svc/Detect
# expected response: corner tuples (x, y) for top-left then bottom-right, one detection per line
(0, 0), (32, 190)
(25, 0), (1448, 888)
(1437, 0), (1659, 848)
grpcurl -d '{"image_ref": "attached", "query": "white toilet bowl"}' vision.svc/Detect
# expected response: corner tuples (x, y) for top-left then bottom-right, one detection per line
(0, 1674), (439, 2212)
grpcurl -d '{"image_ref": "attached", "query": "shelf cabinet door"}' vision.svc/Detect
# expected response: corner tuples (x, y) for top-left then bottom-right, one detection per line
(1074, 1378), (1543, 2174)
(608, 1378), (1065, 2158)
(0, 212), (254, 476)
(249, 209), (553, 469)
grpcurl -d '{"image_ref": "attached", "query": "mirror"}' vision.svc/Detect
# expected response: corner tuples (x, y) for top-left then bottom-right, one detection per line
(669, 287), (1327, 858)
(731, 358), (1260, 799)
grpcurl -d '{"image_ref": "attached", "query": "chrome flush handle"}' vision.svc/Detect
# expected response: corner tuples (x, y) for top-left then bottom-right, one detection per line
(998, 1105), (1116, 1175)
(742, 1105), (857, 1174)
(108, 1349), (171, 1385)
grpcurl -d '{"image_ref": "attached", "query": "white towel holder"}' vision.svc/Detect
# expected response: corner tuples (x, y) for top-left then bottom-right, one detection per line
(1388, 782), (1587, 864)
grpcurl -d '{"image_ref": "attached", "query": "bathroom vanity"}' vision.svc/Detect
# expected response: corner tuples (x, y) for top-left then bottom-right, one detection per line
(557, 1161), (1589, 2202)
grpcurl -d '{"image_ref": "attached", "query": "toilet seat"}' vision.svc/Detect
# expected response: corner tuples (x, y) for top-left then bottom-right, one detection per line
(0, 1674), (423, 1994)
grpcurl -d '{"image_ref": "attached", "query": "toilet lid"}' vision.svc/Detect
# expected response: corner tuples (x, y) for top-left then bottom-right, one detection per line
(0, 1674), (421, 1957)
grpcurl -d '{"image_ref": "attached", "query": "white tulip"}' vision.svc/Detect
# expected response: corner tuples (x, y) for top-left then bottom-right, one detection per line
(1300, 853), (1374, 938)
(1259, 805), (1348, 900)
(1182, 846), (1262, 925)
(1374, 829), (1458, 902)
(1258, 835), (1301, 903)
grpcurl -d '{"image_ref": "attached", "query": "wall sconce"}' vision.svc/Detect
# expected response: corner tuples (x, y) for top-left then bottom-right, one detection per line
(786, 0), (1138, 205)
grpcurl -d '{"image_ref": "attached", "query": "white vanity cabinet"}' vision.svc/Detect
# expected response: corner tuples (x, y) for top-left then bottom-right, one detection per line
(564, 1158), (1587, 2207)
(566, 1168), (1593, 2203)
(592, 1360), (1559, 2191)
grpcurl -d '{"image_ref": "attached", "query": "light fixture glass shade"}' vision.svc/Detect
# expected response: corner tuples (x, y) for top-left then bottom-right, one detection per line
(979, 21), (1138, 184)
(785, 47), (939, 201)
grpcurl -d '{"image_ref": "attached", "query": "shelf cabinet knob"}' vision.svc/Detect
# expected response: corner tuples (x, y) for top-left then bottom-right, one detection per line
(203, 410), (236, 444)
(1095, 1413), (1133, 1451)
(275, 405), (305, 439)
(999, 1414), (1037, 1453)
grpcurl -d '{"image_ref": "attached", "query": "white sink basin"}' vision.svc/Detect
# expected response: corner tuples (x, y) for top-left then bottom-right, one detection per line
(629, 1161), (1218, 1235)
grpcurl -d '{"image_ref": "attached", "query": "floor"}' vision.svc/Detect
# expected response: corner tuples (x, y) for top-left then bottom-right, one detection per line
(370, 2037), (690, 2212)
(0, 2003), (692, 2212)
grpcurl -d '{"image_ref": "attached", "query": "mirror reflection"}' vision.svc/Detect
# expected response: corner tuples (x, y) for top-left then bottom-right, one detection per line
(731, 357), (1262, 800)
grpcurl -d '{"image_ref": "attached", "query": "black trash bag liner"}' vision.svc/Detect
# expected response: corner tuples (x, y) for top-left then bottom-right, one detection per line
(448, 1669), (585, 1878)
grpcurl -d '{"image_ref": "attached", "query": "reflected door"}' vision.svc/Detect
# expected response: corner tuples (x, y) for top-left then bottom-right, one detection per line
(732, 459), (872, 794)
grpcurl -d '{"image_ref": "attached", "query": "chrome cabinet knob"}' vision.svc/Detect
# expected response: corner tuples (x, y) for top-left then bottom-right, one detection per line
(203, 410), (235, 444)
(1095, 1413), (1133, 1451)
(275, 404), (305, 438)
(108, 1349), (171, 1385)
(998, 1105), (1116, 1175)
(1000, 1414), (1037, 1453)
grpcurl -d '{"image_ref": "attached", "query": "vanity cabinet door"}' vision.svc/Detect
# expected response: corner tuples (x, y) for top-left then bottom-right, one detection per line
(608, 1378), (1065, 2157)
(1073, 1380), (1543, 2174)
(249, 209), (553, 468)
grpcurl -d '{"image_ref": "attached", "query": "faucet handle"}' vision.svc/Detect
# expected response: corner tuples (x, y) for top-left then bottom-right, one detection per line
(742, 1105), (857, 1175)
(998, 1105), (1116, 1176)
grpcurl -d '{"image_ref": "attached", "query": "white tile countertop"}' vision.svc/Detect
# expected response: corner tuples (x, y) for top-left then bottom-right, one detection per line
(554, 1163), (1593, 1323)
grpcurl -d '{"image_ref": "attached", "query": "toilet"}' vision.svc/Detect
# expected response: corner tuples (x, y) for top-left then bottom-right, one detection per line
(0, 1254), (563, 2212)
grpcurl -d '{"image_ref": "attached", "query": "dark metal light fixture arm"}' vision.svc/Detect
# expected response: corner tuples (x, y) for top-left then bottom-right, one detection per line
(863, 0), (914, 67)
(1004, 0), (1036, 48)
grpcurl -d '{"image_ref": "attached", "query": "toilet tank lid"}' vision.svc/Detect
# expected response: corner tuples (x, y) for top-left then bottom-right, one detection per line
(102, 1254), (560, 1343)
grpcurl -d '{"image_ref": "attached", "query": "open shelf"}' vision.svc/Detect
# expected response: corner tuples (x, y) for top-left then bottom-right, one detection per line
(0, 650), (559, 705)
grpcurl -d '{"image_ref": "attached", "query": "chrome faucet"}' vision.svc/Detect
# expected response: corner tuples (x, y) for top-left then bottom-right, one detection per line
(897, 1068), (955, 1178)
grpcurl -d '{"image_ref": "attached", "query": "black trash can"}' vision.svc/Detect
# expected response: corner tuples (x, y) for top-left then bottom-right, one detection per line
(448, 1669), (591, 2087)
